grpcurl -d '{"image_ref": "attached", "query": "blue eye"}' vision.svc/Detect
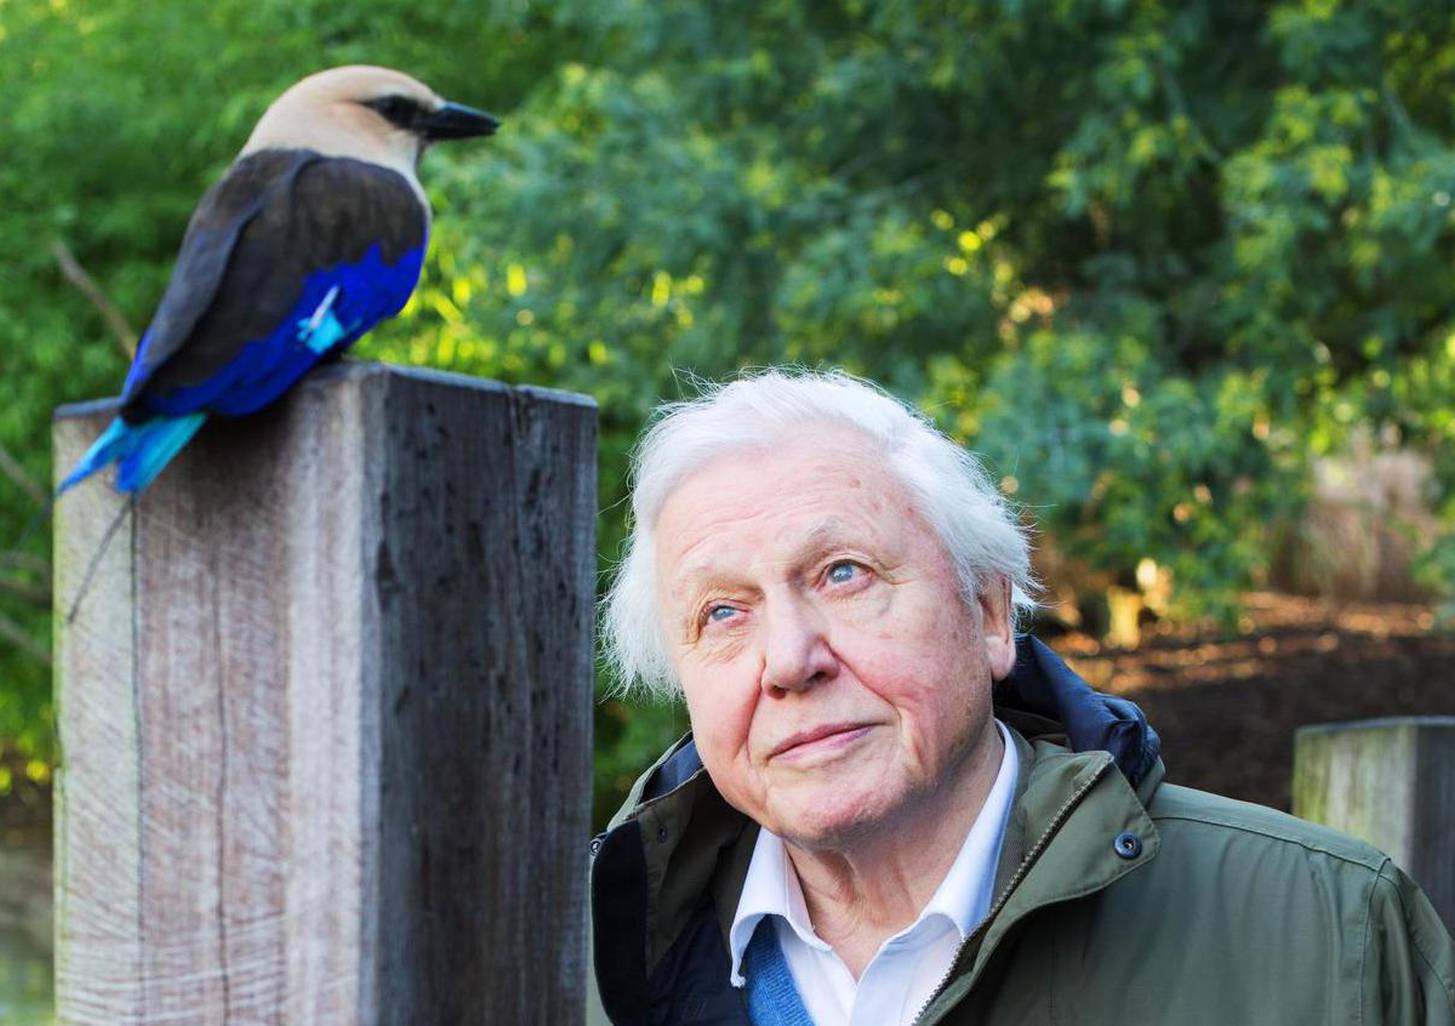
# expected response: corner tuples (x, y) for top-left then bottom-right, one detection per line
(827, 561), (858, 584)
(706, 605), (736, 623)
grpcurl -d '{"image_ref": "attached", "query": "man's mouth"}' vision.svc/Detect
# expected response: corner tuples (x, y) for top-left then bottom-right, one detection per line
(769, 723), (872, 761)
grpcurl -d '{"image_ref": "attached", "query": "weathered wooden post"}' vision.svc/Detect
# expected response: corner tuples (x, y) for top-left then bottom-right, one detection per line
(52, 362), (596, 1025)
(1293, 717), (1455, 933)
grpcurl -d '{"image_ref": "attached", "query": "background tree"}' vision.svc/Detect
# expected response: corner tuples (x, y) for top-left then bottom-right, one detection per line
(3, 0), (1453, 825)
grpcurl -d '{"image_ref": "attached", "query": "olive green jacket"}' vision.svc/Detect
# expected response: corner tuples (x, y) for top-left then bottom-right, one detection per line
(591, 705), (1455, 1025)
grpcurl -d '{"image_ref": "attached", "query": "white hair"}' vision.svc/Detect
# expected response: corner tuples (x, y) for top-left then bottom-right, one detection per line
(603, 368), (1037, 699)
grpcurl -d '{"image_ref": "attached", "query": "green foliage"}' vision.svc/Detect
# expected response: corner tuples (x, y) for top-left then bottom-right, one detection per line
(0, 0), (573, 768)
(3, 0), (1454, 826)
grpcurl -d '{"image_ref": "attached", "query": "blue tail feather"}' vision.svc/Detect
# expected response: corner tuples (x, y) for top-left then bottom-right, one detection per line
(58, 413), (208, 496)
(57, 418), (131, 495)
(115, 414), (207, 493)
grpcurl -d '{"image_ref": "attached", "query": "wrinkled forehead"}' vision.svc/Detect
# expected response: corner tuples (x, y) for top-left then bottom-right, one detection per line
(651, 430), (919, 583)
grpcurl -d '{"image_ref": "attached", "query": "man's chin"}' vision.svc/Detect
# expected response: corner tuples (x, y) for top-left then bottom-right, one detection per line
(764, 788), (892, 852)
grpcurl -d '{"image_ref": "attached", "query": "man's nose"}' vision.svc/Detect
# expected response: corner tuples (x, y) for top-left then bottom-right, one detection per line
(759, 594), (837, 694)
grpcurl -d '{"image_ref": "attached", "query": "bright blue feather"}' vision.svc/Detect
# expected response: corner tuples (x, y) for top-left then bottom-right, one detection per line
(57, 418), (132, 495)
(114, 414), (207, 493)
(63, 240), (424, 494)
(59, 413), (207, 496)
(141, 241), (424, 418)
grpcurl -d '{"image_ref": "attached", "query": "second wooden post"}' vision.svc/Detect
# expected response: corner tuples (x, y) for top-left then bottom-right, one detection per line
(1293, 716), (1455, 934)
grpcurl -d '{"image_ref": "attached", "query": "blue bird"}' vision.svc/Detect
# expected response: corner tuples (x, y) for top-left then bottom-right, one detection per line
(58, 65), (498, 496)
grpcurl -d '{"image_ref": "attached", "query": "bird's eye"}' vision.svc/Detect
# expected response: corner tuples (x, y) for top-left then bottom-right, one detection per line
(363, 95), (421, 130)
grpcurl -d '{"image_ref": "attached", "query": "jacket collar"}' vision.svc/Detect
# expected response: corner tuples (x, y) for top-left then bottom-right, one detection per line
(915, 732), (1161, 1024)
(994, 635), (1161, 789)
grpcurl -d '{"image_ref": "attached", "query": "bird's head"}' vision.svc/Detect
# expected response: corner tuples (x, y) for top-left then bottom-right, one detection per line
(241, 66), (498, 183)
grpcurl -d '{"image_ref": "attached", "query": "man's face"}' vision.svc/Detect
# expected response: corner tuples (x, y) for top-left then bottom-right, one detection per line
(654, 427), (1016, 850)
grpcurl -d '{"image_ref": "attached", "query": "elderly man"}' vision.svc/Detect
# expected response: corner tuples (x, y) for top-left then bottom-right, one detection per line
(591, 369), (1455, 1025)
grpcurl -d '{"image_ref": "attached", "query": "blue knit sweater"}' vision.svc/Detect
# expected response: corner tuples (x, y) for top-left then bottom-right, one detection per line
(742, 917), (816, 1026)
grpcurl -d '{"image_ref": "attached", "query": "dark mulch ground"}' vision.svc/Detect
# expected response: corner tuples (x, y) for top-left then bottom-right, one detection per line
(1046, 591), (1455, 812)
(0, 768), (48, 852)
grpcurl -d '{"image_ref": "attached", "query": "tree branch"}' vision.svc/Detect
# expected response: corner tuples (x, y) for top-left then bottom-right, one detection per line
(0, 443), (48, 509)
(0, 609), (49, 667)
(52, 238), (138, 358)
(0, 574), (50, 609)
(0, 553), (49, 577)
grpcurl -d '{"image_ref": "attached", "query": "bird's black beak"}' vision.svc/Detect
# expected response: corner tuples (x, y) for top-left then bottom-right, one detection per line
(420, 101), (499, 141)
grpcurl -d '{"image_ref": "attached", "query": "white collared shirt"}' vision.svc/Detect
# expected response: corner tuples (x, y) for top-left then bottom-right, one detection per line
(728, 719), (1019, 1026)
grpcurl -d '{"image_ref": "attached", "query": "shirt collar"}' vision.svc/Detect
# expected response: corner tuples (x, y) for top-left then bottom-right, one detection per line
(727, 719), (1020, 987)
(727, 825), (828, 987)
(921, 718), (1019, 933)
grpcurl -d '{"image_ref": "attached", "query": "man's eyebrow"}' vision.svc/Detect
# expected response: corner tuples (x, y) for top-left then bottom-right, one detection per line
(671, 562), (720, 593)
(798, 521), (852, 556)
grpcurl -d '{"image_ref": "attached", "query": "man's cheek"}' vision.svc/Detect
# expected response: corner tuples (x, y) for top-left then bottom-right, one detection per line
(831, 587), (902, 635)
(688, 690), (753, 762)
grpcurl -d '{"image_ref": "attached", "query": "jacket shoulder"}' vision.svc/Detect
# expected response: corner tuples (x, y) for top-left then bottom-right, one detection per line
(1149, 782), (1388, 872)
(1365, 860), (1455, 1019)
(1010, 782), (1449, 1025)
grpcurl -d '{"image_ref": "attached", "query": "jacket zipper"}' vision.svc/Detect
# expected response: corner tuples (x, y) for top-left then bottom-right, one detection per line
(910, 758), (1111, 1026)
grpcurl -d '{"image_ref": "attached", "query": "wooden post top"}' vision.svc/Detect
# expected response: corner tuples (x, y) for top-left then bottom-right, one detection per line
(53, 359), (599, 423)
(1296, 715), (1455, 737)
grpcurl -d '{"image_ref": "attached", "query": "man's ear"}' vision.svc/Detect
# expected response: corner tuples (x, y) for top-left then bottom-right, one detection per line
(979, 575), (1016, 682)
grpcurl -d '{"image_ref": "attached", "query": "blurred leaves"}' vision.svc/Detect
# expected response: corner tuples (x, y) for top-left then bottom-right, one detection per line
(3, 0), (1455, 825)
